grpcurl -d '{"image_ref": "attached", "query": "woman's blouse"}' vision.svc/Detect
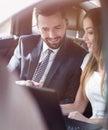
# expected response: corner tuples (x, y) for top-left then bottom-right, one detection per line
(81, 53), (106, 119)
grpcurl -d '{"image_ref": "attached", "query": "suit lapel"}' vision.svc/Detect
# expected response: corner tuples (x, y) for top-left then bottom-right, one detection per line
(28, 39), (43, 79)
(44, 38), (69, 86)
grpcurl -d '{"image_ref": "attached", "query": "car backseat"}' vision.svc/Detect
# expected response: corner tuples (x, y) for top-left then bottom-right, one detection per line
(65, 7), (87, 51)
(0, 35), (18, 64)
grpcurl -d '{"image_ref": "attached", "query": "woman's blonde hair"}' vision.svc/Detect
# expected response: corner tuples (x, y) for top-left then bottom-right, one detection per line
(81, 8), (105, 97)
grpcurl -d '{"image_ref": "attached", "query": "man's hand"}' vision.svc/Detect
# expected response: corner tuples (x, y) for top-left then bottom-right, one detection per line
(15, 80), (43, 87)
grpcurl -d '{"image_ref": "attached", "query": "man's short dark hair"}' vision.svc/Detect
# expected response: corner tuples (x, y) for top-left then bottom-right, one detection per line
(34, 6), (66, 21)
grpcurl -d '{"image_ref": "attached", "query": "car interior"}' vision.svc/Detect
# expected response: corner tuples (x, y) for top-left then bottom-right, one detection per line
(0, 0), (108, 129)
(0, 0), (102, 117)
(0, 0), (101, 64)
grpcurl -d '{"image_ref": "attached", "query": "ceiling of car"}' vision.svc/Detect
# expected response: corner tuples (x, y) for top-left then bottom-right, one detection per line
(0, 0), (101, 37)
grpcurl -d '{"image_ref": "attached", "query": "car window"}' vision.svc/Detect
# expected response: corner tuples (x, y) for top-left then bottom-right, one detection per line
(32, 8), (40, 34)
(0, 0), (41, 36)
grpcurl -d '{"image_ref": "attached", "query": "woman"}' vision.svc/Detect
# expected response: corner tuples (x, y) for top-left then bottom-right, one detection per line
(61, 8), (107, 128)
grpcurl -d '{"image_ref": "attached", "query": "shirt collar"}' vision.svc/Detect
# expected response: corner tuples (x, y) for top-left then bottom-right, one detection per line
(42, 41), (60, 53)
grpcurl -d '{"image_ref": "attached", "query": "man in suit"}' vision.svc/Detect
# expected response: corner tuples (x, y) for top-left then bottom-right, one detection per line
(8, 7), (86, 104)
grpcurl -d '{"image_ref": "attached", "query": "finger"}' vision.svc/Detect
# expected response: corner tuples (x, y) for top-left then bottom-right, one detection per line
(68, 111), (78, 118)
(25, 80), (33, 86)
(15, 80), (26, 85)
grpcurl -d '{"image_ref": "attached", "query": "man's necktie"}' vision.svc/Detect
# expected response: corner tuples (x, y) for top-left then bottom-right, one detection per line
(32, 49), (52, 82)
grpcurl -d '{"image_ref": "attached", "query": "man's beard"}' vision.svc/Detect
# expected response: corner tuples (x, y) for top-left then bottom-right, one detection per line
(43, 36), (65, 49)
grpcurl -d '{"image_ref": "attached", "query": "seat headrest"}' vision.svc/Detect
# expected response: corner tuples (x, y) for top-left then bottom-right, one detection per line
(65, 7), (86, 30)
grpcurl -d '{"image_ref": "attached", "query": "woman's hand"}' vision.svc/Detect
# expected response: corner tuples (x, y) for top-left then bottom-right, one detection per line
(68, 111), (89, 123)
(60, 104), (73, 116)
(68, 111), (107, 128)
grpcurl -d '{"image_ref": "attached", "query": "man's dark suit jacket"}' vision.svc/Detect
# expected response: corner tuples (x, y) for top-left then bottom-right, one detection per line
(8, 34), (87, 104)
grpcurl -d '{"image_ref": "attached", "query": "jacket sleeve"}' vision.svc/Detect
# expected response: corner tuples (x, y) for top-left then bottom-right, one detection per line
(60, 66), (82, 104)
(7, 38), (22, 73)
